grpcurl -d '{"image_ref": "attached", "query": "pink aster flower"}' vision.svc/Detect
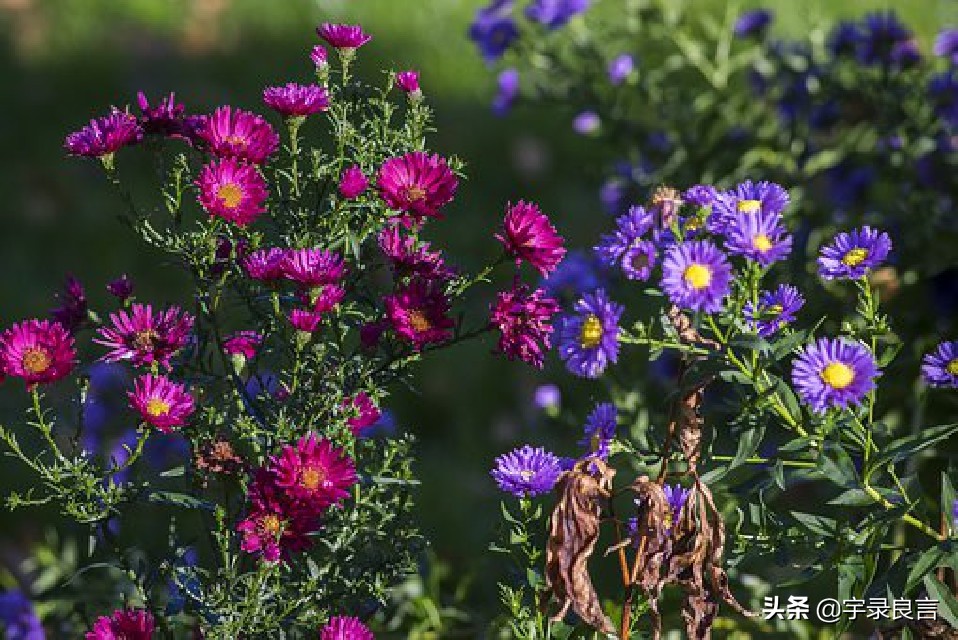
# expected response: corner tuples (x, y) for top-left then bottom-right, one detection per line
(237, 469), (317, 562)
(0, 319), (75, 387)
(309, 284), (346, 313)
(65, 109), (143, 158)
(360, 321), (387, 349)
(342, 392), (381, 435)
(496, 201), (566, 276)
(223, 331), (263, 359)
(271, 433), (357, 509)
(289, 308), (323, 333)
(338, 165), (369, 199)
(377, 152), (458, 222)
(282, 248), (346, 288)
(94, 303), (194, 370)
(263, 83), (330, 117)
(384, 280), (454, 349)
(243, 248), (288, 283)
(85, 608), (155, 640)
(196, 157), (268, 226)
(490, 285), (560, 369)
(195, 106), (279, 165)
(317, 23), (373, 49)
(136, 91), (187, 138)
(395, 70), (420, 93)
(310, 45), (328, 68)
(378, 226), (452, 280)
(320, 616), (374, 640)
(128, 374), (195, 433)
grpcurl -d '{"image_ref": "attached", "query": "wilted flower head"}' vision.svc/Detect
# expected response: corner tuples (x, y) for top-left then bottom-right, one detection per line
(490, 284), (560, 369)
(661, 240), (732, 313)
(320, 616), (374, 640)
(196, 106), (279, 165)
(196, 157), (268, 226)
(0, 319), (76, 387)
(491, 445), (564, 497)
(377, 152), (458, 222)
(557, 288), (622, 378)
(922, 341), (958, 389)
(85, 608), (155, 640)
(792, 337), (879, 413)
(95, 303), (194, 370)
(817, 226), (892, 280)
(65, 109), (143, 158)
(317, 23), (372, 49)
(128, 374), (195, 433)
(262, 83), (330, 117)
(662, 484), (691, 531)
(497, 201), (566, 276)
(469, 0), (518, 63)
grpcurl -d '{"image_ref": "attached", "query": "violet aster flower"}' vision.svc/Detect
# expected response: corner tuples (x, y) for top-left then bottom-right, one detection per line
(744, 284), (804, 337)
(491, 445), (564, 497)
(316, 23), (372, 49)
(65, 109), (143, 158)
(542, 250), (605, 299)
(922, 341), (958, 389)
(85, 608), (154, 640)
(684, 184), (717, 209)
(534, 384), (561, 411)
(557, 289), (622, 378)
(711, 180), (790, 232)
(281, 248), (346, 288)
(595, 205), (654, 268)
(377, 152), (458, 222)
(817, 226), (892, 280)
(573, 111), (601, 135)
(320, 616), (374, 640)
(492, 68), (520, 116)
(271, 433), (357, 509)
(723, 209), (792, 266)
(94, 303), (194, 370)
(338, 165), (368, 199)
(128, 374), (195, 433)
(195, 106), (279, 165)
(526, 0), (590, 29)
(196, 157), (268, 226)
(0, 590), (44, 640)
(929, 70), (958, 128)
(106, 275), (134, 303)
(608, 53), (635, 85)
(469, 0), (518, 63)
(792, 337), (879, 413)
(0, 319), (76, 387)
(663, 484), (691, 530)
(136, 91), (187, 137)
(262, 83), (330, 118)
(661, 241), (732, 313)
(733, 9), (773, 38)
(934, 29), (958, 63)
(223, 330), (263, 360)
(243, 248), (288, 283)
(579, 402), (616, 460)
(497, 201), (567, 276)
(395, 70), (420, 93)
(621, 242), (657, 281)
(858, 11), (918, 67)
(51, 274), (88, 333)
(384, 279), (455, 349)
(490, 284), (560, 368)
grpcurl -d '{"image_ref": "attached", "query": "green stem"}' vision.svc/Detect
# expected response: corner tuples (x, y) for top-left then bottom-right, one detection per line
(710, 454), (816, 468)
(863, 483), (943, 541)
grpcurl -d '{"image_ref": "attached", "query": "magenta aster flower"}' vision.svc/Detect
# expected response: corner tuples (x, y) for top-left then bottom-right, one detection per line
(497, 201), (566, 275)
(395, 70), (420, 93)
(263, 83), (330, 117)
(377, 152), (458, 222)
(338, 165), (369, 199)
(243, 248), (288, 283)
(661, 240), (732, 313)
(310, 45), (328, 68)
(723, 209), (793, 266)
(792, 337), (879, 413)
(320, 616), (374, 640)
(94, 303), (194, 369)
(128, 374), (195, 433)
(491, 445), (564, 497)
(317, 23), (372, 49)
(378, 226), (452, 280)
(196, 106), (279, 165)
(51, 274), (88, 333)
(64, 109), (143, 158)
(136, 91), (187, 138)
(342, 392), (381, 435)
(85, 608), (154, 640)
(271, 433), (357, 509)
(744, 284), (804, 337)
(490, 285), (559, 369)
(282, 248), (346, 288)
(196, 157), (268, 226)
(289, 308), (323, 333)
(223, 331), (263, 359)
(384, 280), (455, 349)
(310, 284), (346, 313)
(922, 341), (958, 389)
(106, 274), (134, 303)
(0, 319), (75, 387)
(817, 226), (892, 280)
(557, 289), (623, 378)
(237, 469), (317, 562)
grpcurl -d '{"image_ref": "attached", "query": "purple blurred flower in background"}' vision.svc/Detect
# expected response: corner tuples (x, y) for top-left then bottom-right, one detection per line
(572, 111), (601, 135)
(533, 384), (561, 413)
(0, 590), (44, 640)
(525, 0), (590, 29)
(492, 68), (520, 116)
(934, 29), (958, 63)
(607, 54), (635, 85)
(106, 275), (134, 303)
(542, 250), (605, 299)
(857, 11), (919, 67)
(469, 0), (518, 63)
(734, 9), (773, 38)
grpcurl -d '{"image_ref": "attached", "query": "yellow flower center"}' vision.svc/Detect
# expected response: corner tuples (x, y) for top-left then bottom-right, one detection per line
(767, 304), (783, 316)
(842, 248), (869, 267)
(821, 362), (855, 390)
(133, 330), (158, 350)
(948, 359), (958, 376)
(752, 234), (773, 252)
(21, 347), (51, 375)
(683, 264), (711, 290)
(737, 199), (761, 214)
(260, 514), (281, 536)
(404, 185), (426, 202)
(579, 314), (603, 349)
(224, 134), (247, 148)
(146, 398), (171, 417)
(300, 466), (326, 491)
(519, 469), (535, 480)
(216, 182), (244, 210)
(408, 310), (431, 333)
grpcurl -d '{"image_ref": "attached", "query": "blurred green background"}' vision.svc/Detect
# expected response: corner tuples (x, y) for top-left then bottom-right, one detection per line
(0, 0), (951, 626)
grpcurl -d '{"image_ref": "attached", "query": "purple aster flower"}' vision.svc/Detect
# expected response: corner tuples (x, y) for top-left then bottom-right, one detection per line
(573, 111), (601, 135)
(744, 284), (804, 337)
(316, 23), (372, 50)
(934, 29), (958, 63)
(792, 337), (879, 413)
(492, 68), (520, 116)
(621, 242), (657, 281)
(0, 590), (44, 640)
(64, 109), (143, 158)
(723, 209), (793, 266)
(608, 53), (635, 85)
(817, 226), (892, 280)
(534, 384), (561, 411)
(734, 9), (773, 38)
(469, 0), (518, 63)
(929, 70), (958, 129)
(661, 241), (732, 313)
(829, 21), (862, 57)
(922, 341), (958, 389)
(683, 184), (717, 210)
(491, 445), (564, 497)
(579, 402), (616, 460)
(663, 484), (691, 530)
(262, 83), (330, 117)
(594, 205), (654, 267)
(711, 180), (790, 232)
(526, 0), (590, 29)
(858, 11), (918, 67)
(557, 289), (622, 378)
(542, 250), (605, 299)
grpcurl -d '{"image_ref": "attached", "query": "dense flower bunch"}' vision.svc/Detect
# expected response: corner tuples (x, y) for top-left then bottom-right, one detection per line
(0, 21), (564, 638)
(490, 181), (958, 638)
